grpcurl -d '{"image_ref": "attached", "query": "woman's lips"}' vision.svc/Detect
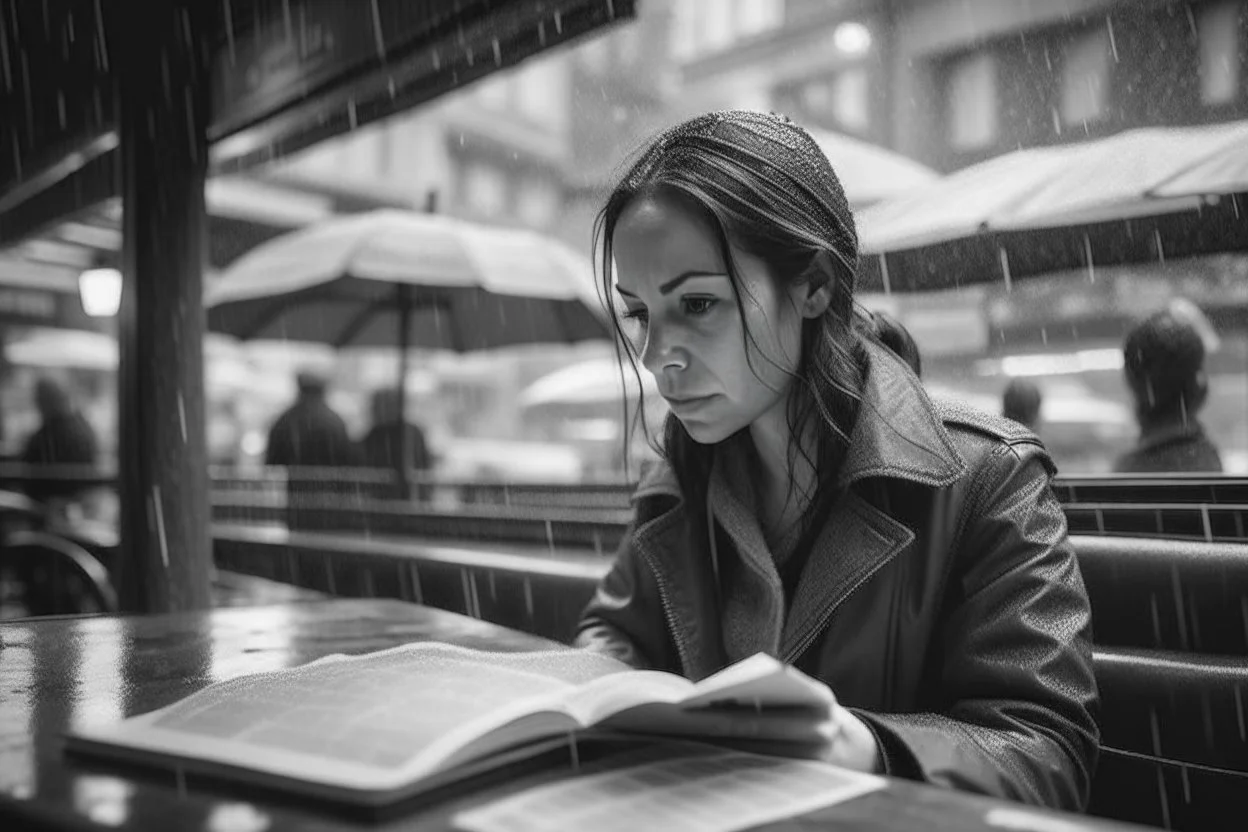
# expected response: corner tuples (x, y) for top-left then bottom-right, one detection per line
(666, 394), (717, 409)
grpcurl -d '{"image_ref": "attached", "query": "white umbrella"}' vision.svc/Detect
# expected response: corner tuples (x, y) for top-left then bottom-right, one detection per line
(206, 209), (606, 349)
(206, 209), (610, 493)
(520, 357), (659, 408)
(856, 120), (1248, 292)
(6, 329), (116, 370)
(6, 329), (260, 393)
(808, 129), (939, 209)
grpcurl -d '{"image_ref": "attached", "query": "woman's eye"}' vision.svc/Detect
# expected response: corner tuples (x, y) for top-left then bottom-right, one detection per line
(682, 297), (717, 315)
(621, 308), (649, 323)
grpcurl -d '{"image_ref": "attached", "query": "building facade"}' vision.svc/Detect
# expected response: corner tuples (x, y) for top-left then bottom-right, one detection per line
(671, 0), (1248, 171)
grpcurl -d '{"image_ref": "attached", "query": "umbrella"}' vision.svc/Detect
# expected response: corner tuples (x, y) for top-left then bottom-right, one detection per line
(856, 120), (1248, 293)
(519, 357), (659, 408)
(206, 209), (610, 493)
(6, 329), (263, 393)
(807, 129), (938, 209)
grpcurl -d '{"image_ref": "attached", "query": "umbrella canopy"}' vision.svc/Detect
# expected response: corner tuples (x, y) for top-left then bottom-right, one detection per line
(6, 329), (262, 393)
(520, 357), (659, 408)
(856, 120), (1248, 293)
(205, 209), (608, 351)
(807, 129), (938, 209)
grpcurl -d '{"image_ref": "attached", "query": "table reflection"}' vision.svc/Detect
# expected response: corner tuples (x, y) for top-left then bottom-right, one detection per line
(72, 774), (135, 827)
(0, 623), (36, 798)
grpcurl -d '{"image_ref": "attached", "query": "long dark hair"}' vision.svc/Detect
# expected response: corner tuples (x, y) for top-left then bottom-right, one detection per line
(593, 111), (868, 517)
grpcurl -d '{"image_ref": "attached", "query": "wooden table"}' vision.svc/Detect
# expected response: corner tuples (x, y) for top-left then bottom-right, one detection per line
(0, 599), (1149, 831)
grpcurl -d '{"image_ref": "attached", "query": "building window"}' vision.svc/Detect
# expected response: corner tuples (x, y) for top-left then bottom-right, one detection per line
(474, 75), (511, 111)
(1198, 1), (1240, 105)
(1060, 28), (1111, 125)
(515, 178), (561, 228)
(674, 0), (783, 60)
(736, 0), (784, 38)
(831, 67), (870, 132)
(463, 162), (508, 218)
(578, 38), (610, 74)
(947, 52), (998, 150)
(514, 61), (566, 129)
(672, 0), (699, 59)
(615, 26), (642, 66)
(704, 0), (734, 53)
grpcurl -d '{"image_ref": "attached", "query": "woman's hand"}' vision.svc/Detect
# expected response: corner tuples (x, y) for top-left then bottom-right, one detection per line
(673, 689), (882, 773)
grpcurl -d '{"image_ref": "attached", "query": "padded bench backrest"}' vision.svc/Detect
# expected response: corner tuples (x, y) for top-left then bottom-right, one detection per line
(1073, 534), (1248, 653)
(1091, 647), (1248, 830)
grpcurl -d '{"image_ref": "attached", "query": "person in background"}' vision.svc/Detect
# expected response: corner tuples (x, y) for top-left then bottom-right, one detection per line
(21, 377), (99, 505)
(870, 310), (921, 378)
(265, 371), (359, 519)
(361, 388), (432, 496)
(265, 371), (357, 468)
(1002, 379), (1043, 433)
(1114, 308), (1222, 474)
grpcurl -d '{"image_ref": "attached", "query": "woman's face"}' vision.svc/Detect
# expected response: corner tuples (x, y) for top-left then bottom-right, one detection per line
(612, 192), (810, 444)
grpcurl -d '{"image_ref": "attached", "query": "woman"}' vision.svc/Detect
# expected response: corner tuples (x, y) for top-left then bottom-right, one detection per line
(574, 111), (1099, 811)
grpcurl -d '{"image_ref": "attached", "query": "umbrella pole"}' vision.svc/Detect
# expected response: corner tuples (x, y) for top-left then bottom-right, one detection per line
(396, 284), (412, 502)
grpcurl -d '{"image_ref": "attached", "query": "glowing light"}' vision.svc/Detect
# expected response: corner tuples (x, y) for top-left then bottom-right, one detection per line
(78, 268), (122, 317)
(834, 22), (872, 56)
(975, 348), (1125, 378)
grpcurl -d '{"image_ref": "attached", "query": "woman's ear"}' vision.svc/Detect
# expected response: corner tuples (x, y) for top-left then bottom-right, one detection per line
(800, 280), (833, 319)
(793, 250), (837, 319)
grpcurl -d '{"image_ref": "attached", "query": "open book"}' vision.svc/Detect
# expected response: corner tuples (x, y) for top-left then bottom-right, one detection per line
(64, 642), (835, 807)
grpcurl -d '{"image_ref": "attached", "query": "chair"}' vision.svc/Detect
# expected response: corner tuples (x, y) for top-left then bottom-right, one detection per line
(0, 530), (118, 617)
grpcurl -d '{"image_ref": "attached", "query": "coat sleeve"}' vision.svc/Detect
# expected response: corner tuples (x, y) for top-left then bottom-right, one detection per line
(853, 443), (1101, 812)
(573, 521), (680, 672)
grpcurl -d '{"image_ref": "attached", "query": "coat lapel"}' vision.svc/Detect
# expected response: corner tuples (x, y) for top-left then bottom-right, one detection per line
(629, 489), (728, 680)
(780, 489), (915, 661)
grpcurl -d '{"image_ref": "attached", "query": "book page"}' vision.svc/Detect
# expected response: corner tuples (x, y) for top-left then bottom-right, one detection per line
(561, 670), (695, 725)
(454, 746), (885, 832)
(678, 653), (833, 709)
(127, 643), (633, 773)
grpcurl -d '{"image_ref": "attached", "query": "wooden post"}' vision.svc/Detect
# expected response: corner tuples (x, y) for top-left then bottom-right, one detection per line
(109, 3), (214, 613)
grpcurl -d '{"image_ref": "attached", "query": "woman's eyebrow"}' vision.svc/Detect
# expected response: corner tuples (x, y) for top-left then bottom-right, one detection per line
(615, 270), (727, 299)
(660, 271), (727, 294)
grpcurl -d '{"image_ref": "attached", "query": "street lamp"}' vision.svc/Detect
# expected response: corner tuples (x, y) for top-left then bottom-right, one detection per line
(834, 21), (872, 56)
(79, 267), (123, 317)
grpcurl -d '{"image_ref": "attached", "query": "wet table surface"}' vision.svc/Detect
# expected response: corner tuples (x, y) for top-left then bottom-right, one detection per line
(0, 599), (1149, 831)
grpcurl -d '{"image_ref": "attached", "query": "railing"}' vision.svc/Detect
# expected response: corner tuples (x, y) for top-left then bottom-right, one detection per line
(1056, 474), (1248, 542)
(5, 463), (1248, 546)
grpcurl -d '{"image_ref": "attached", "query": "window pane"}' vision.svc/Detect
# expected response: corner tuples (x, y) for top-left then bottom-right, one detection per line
(832, 67), (870, 132)
(1199, 1), (1240, 105)
(947, 52), (998, 149)
(1060, 28), (1111, 125)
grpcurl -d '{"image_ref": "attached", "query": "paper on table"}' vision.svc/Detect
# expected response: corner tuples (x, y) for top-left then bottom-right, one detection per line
(452, 747), (885, 832)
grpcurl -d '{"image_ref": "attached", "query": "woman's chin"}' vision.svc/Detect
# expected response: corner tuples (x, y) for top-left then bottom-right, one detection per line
(676, 416), (734, 445)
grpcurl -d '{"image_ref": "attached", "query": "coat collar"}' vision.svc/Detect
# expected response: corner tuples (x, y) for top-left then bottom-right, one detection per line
(632, 338), (967, 501)
(629, 339), (967, 674)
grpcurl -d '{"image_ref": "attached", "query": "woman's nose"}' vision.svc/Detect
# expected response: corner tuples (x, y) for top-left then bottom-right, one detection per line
(641, 323), (688, 375)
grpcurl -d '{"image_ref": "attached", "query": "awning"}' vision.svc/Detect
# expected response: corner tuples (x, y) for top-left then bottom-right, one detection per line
(0, 0), (635, 250)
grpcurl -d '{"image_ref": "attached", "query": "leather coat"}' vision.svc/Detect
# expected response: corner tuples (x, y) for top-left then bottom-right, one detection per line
(574, 342), (1100, 811)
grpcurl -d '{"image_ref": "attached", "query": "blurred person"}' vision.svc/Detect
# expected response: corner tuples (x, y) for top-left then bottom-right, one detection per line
(1114, 308), (1222, 474)
(361, 388), (432, 497)
(575, 111), (1097, 810)
(266, 371), (359, 519)
(21, 377), (99, 505)
(869, 310), (921, 377)
(265, 371), (358, 468)
(1002, 379), (1043, 432)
